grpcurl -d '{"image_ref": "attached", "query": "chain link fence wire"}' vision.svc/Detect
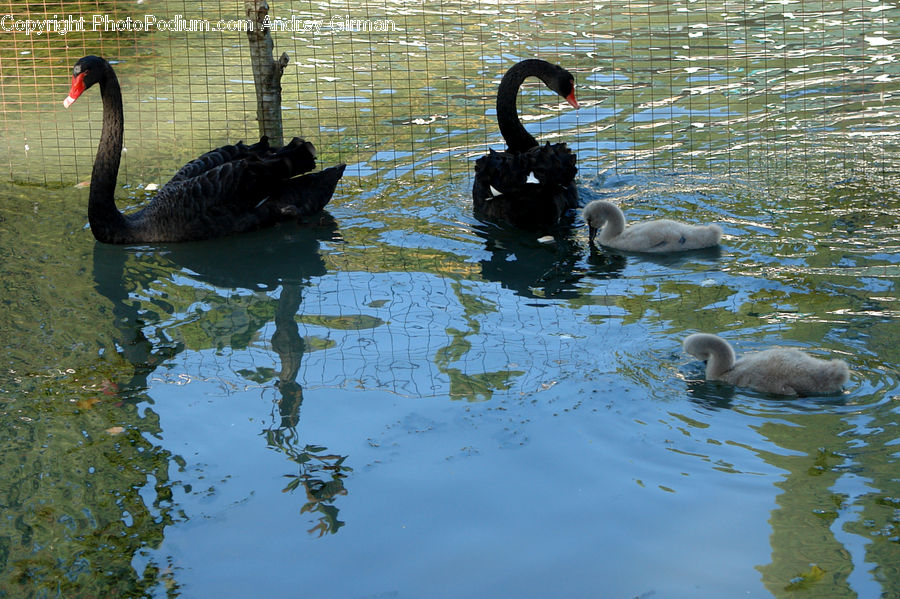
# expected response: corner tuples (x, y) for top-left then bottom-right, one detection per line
(0, 0), (895, 190)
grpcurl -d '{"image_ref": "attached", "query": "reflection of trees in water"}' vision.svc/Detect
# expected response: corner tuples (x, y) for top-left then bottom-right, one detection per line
(681, 367), (900, 597)
(94, 215), (353, 540)
(752, 414), (859, 596)
(749, 403), (900, 598)
(266, 284), (350, 536)
(0, 191), (183, 595)
(435, 280), (526, 401)
(0, 384), (179, 596)
(0, 252), (174, 595)
(435, 222), (623, 401)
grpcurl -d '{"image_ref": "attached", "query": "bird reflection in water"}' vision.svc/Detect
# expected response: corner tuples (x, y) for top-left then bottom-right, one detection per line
(474, 222), (625, 300)
(92, 214), (350, 535)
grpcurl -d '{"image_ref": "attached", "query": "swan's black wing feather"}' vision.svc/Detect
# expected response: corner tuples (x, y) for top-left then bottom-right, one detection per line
(126, 137), (341, 242)
(473, 142), (578, 230)
(165, 137), (271, 186)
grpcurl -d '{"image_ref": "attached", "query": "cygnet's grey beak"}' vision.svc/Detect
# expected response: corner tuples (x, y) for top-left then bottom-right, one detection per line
(588, 224), (597, 244)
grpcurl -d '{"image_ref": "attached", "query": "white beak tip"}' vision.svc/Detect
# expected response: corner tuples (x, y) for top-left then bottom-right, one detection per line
(63, 96), (75, 109)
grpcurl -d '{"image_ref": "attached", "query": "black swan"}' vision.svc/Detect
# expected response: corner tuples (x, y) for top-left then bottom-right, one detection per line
(472, 59), (580, 230)
(64, 55), (346, 244)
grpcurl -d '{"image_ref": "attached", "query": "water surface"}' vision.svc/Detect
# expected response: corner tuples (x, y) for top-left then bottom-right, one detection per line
(1, 0), (899, 597)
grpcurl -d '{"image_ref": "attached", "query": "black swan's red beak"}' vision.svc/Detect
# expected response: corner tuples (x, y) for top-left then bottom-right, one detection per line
(565, 90), (579, 109)
(63, 71), (87, 108)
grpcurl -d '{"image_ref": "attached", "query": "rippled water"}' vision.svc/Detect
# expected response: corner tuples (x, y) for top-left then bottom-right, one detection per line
(1, 0), (899, 597)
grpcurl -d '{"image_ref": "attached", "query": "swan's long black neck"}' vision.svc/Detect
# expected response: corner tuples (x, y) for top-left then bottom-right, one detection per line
(88, 62), (129, 243)
(496, 59), (560, 153)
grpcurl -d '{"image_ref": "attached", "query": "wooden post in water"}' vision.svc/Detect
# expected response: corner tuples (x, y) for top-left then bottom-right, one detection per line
(245, 0), (289, 148)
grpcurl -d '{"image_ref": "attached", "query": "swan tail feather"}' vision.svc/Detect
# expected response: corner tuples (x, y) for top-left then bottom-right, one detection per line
(273, 137), (317, 177)
(273, 164), (346, 217)
(706, 224), (724, 246)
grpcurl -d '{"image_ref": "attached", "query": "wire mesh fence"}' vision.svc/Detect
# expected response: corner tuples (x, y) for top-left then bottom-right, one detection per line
(0, 0), (896, 190)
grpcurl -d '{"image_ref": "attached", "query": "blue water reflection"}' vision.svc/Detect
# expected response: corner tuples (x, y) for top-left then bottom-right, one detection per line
(0, 0), (898, 596)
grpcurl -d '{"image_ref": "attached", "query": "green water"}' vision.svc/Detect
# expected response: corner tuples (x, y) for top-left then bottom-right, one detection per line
(1, 0), (899, 597)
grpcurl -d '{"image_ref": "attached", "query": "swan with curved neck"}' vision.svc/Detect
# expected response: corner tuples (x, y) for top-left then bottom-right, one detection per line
(473, 59), (580, 231)
(583, 200), (722, 253)
(495, 59), (579, 153)
(683, 333), (850, 396)
(64, 55), (345, 244)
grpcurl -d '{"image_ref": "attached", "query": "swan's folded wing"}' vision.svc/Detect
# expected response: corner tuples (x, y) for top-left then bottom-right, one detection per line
(165, 137), (271, 187)
(474, 144), (577, 198)
(173, 139), (317, 212)
(132, 139), (321, 240)
(617, 220), (679, 250)
(521, 143), (578, 193)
